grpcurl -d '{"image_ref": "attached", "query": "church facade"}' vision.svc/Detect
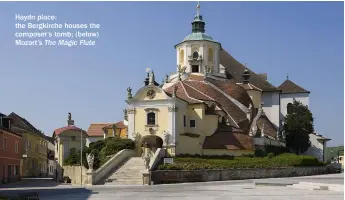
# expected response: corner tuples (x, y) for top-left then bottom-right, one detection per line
(124, 3), (329, 158)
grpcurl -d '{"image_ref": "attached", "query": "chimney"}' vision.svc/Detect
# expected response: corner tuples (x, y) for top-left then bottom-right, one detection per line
(258, 73), (267, 81)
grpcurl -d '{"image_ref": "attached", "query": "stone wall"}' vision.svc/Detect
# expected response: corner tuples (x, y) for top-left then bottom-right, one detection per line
(151, 166), (333, 184)
(63, 165), (88, 185)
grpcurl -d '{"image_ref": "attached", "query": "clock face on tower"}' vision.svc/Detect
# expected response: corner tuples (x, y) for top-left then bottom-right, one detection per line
(147, 90), (156, 99)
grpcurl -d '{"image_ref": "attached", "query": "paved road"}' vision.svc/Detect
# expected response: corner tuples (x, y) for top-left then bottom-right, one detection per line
(0, 174), (343, 200)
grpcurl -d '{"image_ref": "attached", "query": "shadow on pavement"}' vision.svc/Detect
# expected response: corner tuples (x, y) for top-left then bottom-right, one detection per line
(0, 178), (64, 189)
(0, 187), (95, 200)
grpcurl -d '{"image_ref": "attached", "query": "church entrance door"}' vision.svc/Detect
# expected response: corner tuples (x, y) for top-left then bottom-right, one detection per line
(138, 135), (163, 156)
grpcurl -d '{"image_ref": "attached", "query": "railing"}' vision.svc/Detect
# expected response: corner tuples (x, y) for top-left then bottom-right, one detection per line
(93, 149), (136, 184)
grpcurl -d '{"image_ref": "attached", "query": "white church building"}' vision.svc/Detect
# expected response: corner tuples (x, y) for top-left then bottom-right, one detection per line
(125, 2), (331, 161)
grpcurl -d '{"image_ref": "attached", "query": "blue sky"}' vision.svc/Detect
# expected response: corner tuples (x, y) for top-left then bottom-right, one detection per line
(0, 2), (343, 146)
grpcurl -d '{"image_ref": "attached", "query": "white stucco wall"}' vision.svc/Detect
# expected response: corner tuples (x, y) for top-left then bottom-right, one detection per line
(280, 93), (309, 120)
(86, 136), (104, 147)
(47, 141), (54, 151)
(175, 41), (221, 74)
(302, 134), (326, 162)
(262, 91), (280, 129)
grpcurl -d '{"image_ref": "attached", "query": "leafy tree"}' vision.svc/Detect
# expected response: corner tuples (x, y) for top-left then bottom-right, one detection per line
(283, 100), (314, 154)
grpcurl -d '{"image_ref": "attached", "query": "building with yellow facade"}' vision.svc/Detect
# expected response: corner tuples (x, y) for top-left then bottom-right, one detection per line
(53, 113), (88, 166)
(86, 110), (128, 146)
(9, 112), (49, 177)
(124, 3), (290, 157)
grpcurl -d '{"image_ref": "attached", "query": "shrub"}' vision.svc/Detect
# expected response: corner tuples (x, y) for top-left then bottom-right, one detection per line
(157, 153), (325, 170)
(267, 153), (275, 159)
(254, 149), (266, 157)
(88, 137), (135, 168)
(264, 145), (290, 156)
(177, 154), (234, 160)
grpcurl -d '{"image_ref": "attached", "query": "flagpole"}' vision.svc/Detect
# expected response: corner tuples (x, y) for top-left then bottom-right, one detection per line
(80, 128), (83, 185)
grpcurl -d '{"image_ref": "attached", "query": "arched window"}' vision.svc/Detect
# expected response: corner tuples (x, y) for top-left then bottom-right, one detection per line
(179, 49), (184, 64)
(208, 48), (214, 61)
(287, 103), (293, 114)
(147, 112), (156, 125)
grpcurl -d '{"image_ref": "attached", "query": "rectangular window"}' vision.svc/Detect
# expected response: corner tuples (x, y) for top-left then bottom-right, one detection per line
(14, 165), (19, 176)
(147, 112), (156, 125)
(183, 115), (186, 127)
(190, 120), (196, 128)
(71, 136), (76, 141)
(14, 142), (19, 153)
(3, 137), (7, 151)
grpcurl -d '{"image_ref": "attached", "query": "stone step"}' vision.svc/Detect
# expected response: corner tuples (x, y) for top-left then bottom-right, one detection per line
(297, 182), (344, 192)
(105, 180), (143, 185)
(110, 174), (142, 178)
(102, 157), (147, 185)
(287, 184), (328, 191)
(108, 176), (143, 180)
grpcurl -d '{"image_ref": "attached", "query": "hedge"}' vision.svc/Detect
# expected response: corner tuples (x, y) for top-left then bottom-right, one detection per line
(64, 137), (135, 169)
(157, 153), (326, 170)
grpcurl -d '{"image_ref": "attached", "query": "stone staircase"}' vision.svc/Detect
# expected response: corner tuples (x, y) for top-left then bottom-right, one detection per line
(104, 157), (146, 185)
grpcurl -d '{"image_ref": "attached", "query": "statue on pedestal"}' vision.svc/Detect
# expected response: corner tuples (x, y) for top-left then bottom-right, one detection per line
(163, 130), (169, 145)
(127, 87), (132, 99)
(143, 150), (152, 169)
(86, 153), (95, 171)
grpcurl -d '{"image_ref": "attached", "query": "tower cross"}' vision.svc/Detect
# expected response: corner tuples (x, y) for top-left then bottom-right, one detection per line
(196, 1), (200, 16)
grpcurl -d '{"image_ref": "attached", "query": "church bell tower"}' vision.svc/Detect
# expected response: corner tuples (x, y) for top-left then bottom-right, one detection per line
(174, 2), (222, 75)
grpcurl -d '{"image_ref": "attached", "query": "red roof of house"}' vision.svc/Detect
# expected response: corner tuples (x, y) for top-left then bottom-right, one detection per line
(53, 125), (87, 136)
(87, 121), (127, 137)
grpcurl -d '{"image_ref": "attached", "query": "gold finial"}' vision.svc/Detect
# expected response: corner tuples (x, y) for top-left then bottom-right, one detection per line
(197, 1), (200, 16)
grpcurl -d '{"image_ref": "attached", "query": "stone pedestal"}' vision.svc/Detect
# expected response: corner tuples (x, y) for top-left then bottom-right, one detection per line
(86, 169), (95, 185)
(142, 170), (151, 185)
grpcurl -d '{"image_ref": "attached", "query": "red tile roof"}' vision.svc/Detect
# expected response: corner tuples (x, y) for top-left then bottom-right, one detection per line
(102, 121), (127, 129)
(257, 114), (278, 138)
(203, 123), (254, 150)
(87, 123), (112, 137)
(277, 79), (310, 94)
(219, 49), (278, 92)
(53, 125), (87, 136)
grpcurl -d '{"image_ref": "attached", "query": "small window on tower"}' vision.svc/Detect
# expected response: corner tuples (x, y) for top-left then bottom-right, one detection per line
(287, 103), (293, 114)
